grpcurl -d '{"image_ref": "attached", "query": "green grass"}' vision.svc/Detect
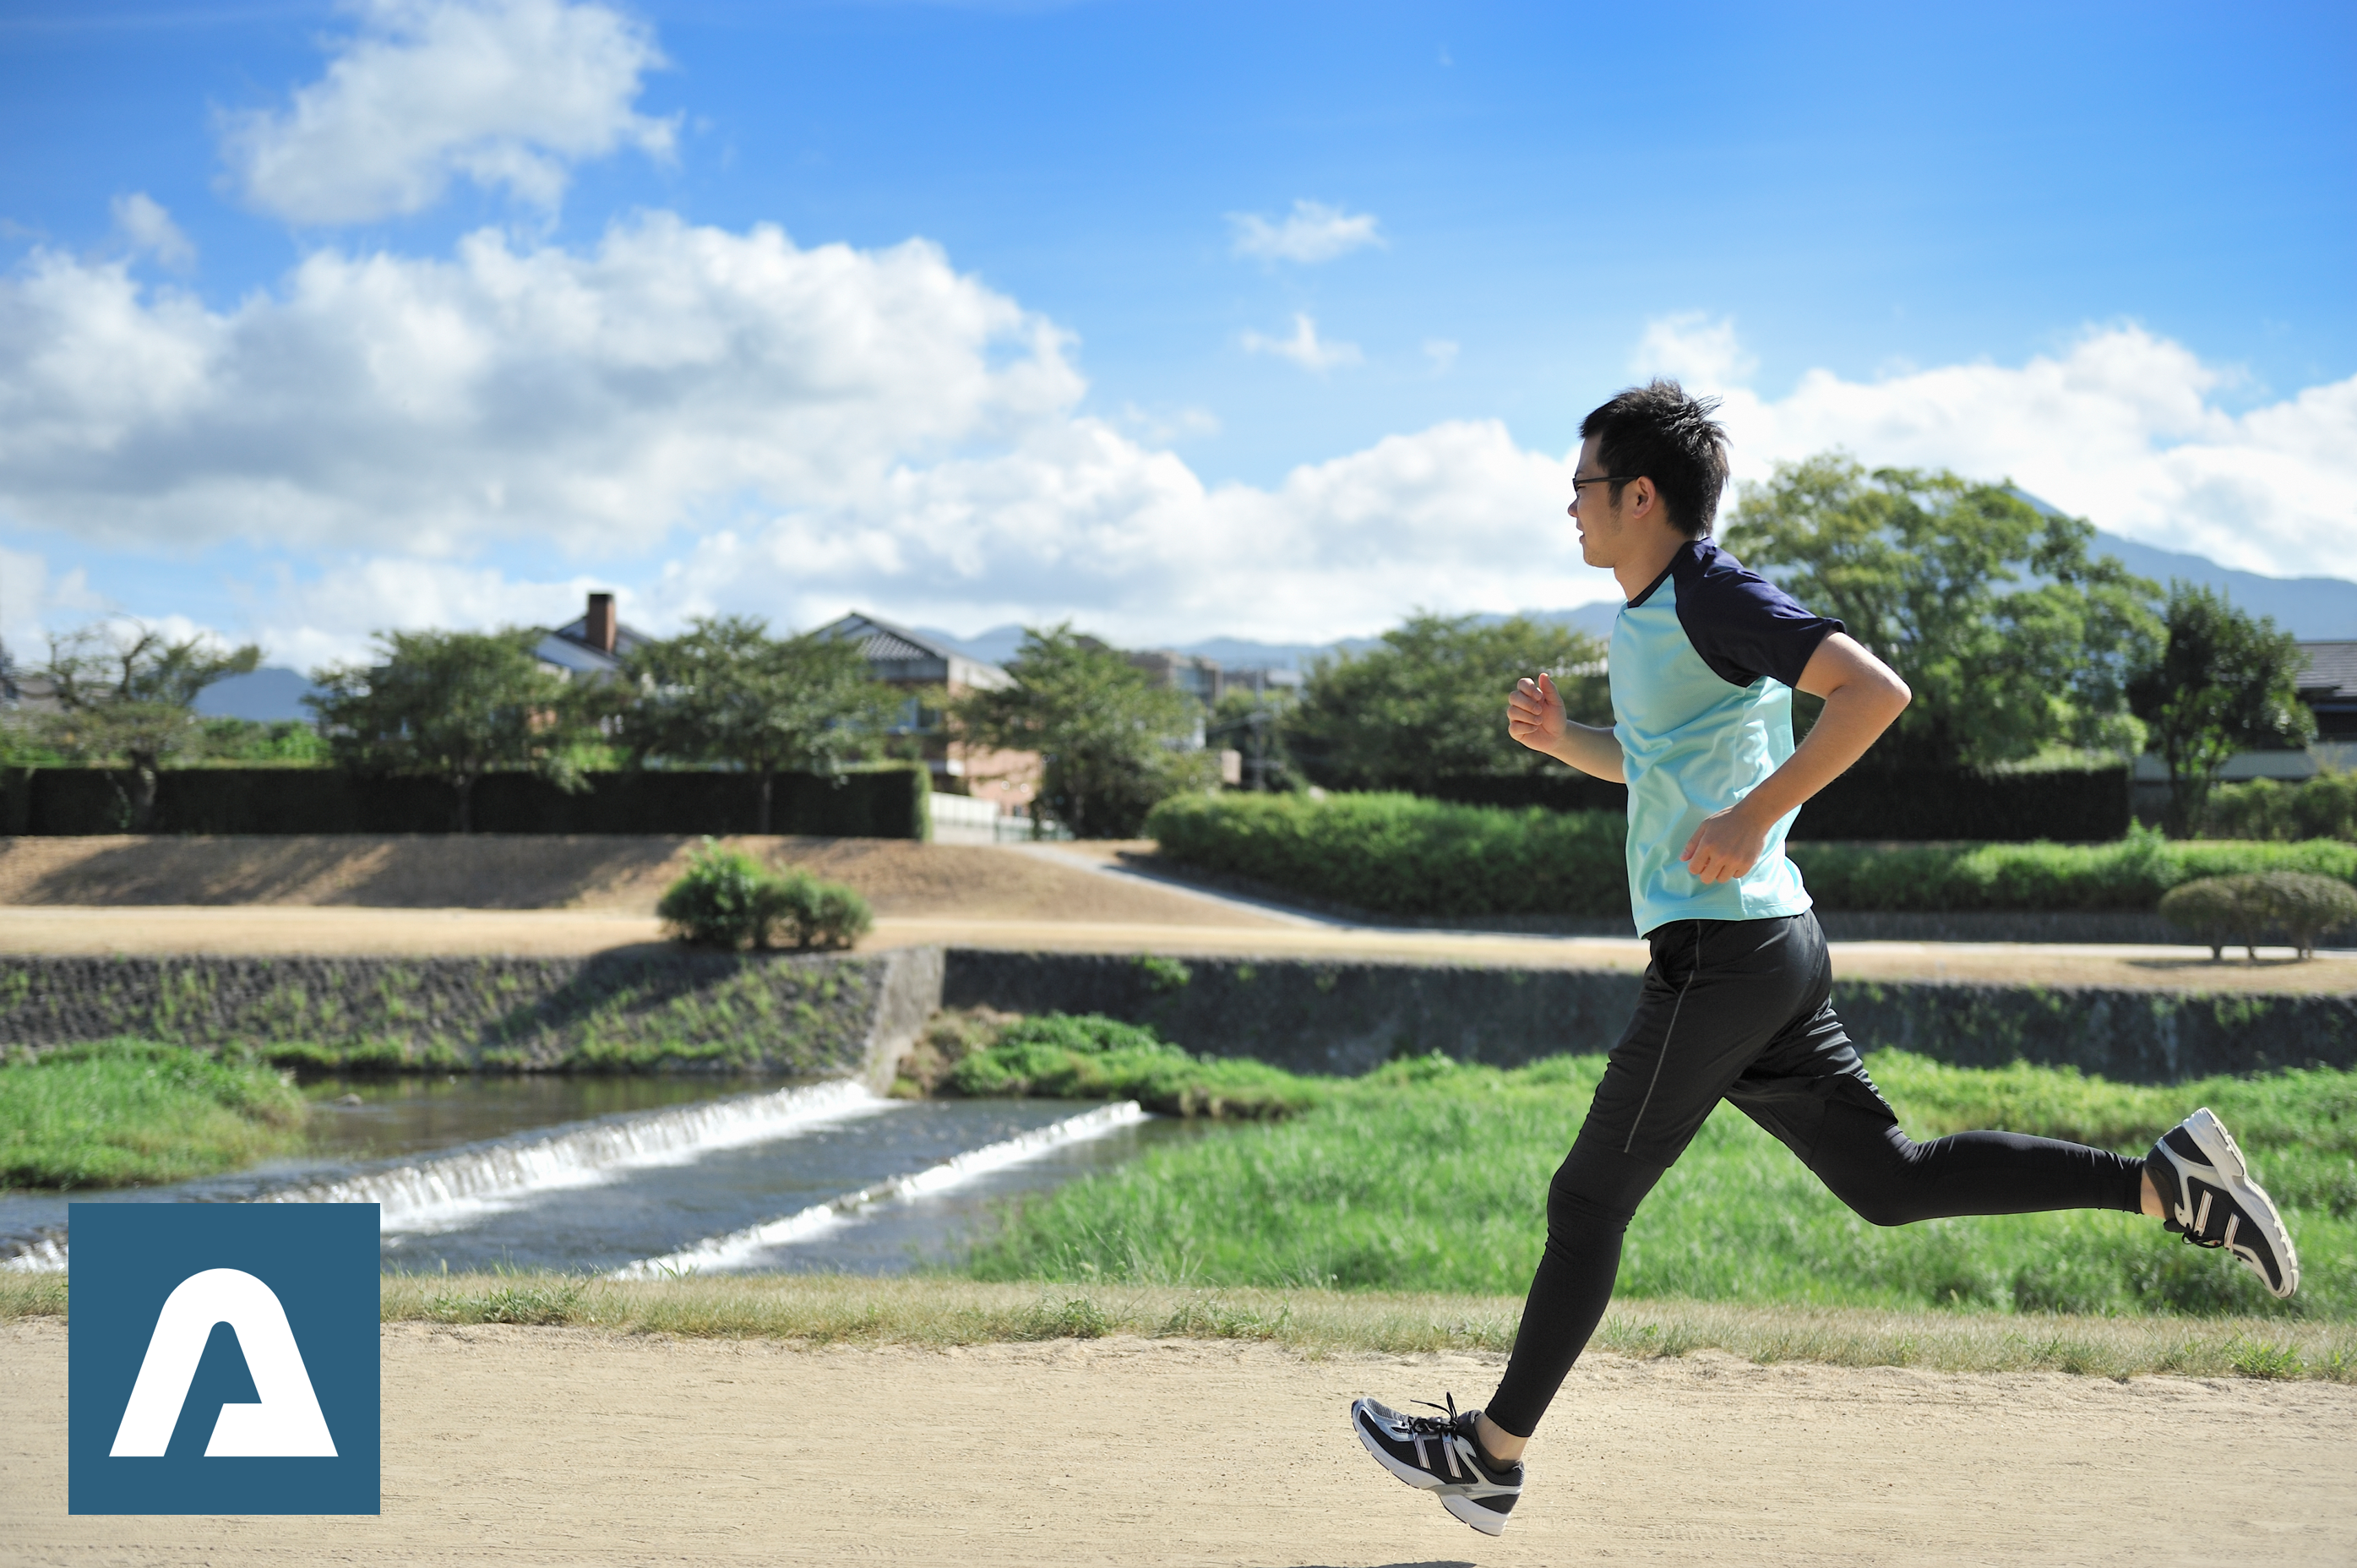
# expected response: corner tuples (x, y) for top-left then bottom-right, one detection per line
(966, 1050), (2357, 1321)
(19, 1271), (2349, 1382)
(0, 1039), (309, 1190)
(909, 1012), (1322, 1119)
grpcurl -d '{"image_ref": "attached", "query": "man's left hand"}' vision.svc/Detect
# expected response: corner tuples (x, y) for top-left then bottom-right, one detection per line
(1680, 805), (1766, 885)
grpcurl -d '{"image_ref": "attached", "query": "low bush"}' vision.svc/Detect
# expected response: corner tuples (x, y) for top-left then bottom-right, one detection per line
(2161, 873), (2357, 960)
(656, 840), (871, 950)
(2205, 772), (2357, 843)
(762, 868), (874, 951)
(1146, 793), (2357, 918)
(0, 1039), (308, 1189)
(656, 840), (771, 947)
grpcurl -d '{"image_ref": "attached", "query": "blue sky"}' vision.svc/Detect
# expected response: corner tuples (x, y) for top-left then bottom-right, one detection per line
(1, 0), (2352, 667)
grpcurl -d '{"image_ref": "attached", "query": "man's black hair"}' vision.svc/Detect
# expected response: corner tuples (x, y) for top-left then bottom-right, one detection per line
(1578, 378), (1730, 537)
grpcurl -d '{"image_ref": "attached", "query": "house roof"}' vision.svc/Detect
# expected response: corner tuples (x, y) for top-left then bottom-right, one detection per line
(2300, 641), (2357, 700)
(816, 612), (1012, 689)
(825, 612), (958, 665)
(534, 612), (655, 680)
(547, 614), (655, 659)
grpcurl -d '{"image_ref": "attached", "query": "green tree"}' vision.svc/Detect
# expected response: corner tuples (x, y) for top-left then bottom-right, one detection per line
(2127, 583), (2316, 837)
(952, 625), (1215, 838)
(1208, 685), (1299, 792)
(40, 623), (262, 829)
(1283, 613), (1611, 794)
(308, 629), (593, 833)
(618, 615), (895, 834)
(1723, 455), (2158, 768)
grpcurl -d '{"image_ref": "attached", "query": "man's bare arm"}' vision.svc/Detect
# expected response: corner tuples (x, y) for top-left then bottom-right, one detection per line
(1679, 632), (1910, 884)
(1507, 671), (1625, 783)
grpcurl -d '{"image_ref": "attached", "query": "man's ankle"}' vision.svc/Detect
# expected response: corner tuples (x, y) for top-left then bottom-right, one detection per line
(1472, 1411), (1526, 1467)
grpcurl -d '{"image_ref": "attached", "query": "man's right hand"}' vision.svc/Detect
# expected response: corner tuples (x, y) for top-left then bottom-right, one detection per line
(1508, 672), (1566, 755)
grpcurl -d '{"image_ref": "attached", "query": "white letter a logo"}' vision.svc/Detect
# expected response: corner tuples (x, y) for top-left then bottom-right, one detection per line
(110, 1268), (339, 1457)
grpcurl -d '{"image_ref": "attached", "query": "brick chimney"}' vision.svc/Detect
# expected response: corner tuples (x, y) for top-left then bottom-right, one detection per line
(585, 592), (617, 654)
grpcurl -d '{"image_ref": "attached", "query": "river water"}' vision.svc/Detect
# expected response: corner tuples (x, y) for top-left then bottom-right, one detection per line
(0, 1075), (1198, 1277)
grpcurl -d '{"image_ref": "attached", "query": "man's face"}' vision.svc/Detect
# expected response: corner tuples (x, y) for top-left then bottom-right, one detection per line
(1566, 435), (1625, 568)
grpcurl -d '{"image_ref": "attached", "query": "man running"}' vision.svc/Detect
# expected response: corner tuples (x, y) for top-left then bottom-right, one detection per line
(1348, 379), (2300, 1538)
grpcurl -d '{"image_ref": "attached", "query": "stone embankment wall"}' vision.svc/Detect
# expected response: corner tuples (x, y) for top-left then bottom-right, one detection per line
(0, 948), (942, 1086)
(941, 951), (2357, 1084)
(5, 945), (2344, 1085)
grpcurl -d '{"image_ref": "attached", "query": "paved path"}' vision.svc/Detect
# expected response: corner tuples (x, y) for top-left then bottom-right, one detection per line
(3, 904), (2351, 993)
(7, 1321), (2353, 1566)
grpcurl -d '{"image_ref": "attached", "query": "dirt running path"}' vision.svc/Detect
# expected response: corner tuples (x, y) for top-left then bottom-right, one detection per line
(4, 1321), (2352, 1565)
(3, 904), (2354, 994)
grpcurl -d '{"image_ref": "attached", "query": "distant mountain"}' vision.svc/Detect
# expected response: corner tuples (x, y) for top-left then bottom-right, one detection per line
(905, 534), (2354, 676)
(196, 667), (319, 721)
(2088, 531), (2357, 639)
(913, 623), (1027, 666)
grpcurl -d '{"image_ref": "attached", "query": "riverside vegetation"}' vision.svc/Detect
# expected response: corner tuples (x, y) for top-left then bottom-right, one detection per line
(18, 1014), (2355, 1325)
(0, 1038), (308, 1188)
(1145, 793), (2357, 922)
(962, 1038), (2357, 1324)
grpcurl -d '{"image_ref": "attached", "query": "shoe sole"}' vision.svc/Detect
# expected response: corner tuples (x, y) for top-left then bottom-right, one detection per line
(1349, 1402), (1513, 1538)
(1440, 1492), (1511, 1537)
(2179, 1108), (2300, 1298)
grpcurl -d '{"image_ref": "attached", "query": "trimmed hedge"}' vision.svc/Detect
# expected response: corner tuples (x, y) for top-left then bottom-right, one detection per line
(1144, 792), (2357, 918)
(1432, 763), (2131, 842)
(1147, 792), (1627, 917)
(2204, 773), (2357, 843)
(1789, 834), (2357, 913)
(0, 765), (929, 839)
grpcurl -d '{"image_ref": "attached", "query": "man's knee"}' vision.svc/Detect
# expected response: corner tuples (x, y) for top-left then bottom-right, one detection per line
(1815, 1117), (1930, 1227)
(1545, 1136), (1663, 1235)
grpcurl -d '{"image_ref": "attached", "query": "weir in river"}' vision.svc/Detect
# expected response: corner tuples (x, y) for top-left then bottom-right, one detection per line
(0, 1080), (1194, 1277)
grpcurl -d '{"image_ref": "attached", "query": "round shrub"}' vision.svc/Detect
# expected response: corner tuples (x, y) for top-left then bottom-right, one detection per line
(656, 841), (773, 949)
(759, 869), (874, 951)
(2160, 871), (2357, 960)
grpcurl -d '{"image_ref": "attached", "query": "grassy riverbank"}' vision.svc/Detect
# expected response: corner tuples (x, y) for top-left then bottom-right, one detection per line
(3, 1272), (2347, 1380)
(966, 1050), (2357, 1321)
(0, 1039), (308, 1189)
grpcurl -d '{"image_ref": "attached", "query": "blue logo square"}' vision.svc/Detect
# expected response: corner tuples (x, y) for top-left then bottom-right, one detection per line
(68, 1202), (381, 1516)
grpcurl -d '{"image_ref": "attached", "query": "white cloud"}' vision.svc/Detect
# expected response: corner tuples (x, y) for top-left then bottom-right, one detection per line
(1630, 311), (1756, 392)
(220, 0), (677, 224)
(110, 193), (194, 269)
(262, 558), (617, 672)
(0, 214), (1081, 558)
(1241, 313), (1362, 372)
(1423, 337), (1459, 373)
(1227, 199), (1384, 264)
(1696, 320), (2357, 577)
(9, 209), (2352, 667)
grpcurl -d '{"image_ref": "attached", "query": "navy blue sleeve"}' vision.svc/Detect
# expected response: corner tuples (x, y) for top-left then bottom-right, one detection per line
(1670, 542), (1844, 690)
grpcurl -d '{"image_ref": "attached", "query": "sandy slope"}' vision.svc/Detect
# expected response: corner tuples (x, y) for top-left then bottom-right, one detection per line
(0, 834), (1268, 927)
(4, 1321), (2352, 1566)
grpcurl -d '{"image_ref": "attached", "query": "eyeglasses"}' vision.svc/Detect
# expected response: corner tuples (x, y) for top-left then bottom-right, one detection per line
(1569, 473), (1641, 491)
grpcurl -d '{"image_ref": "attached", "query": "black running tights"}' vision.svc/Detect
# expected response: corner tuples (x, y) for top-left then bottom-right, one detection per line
(1483, 1098), (2147, 1437)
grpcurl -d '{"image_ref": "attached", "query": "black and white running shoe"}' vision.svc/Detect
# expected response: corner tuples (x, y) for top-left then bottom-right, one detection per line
(2148, 1108), (2300, 1299)
(1349, 1392), (1524, 1537)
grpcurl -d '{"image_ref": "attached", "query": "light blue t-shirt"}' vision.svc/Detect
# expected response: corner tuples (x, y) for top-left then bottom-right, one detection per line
(1611, 539), (1843, 936)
